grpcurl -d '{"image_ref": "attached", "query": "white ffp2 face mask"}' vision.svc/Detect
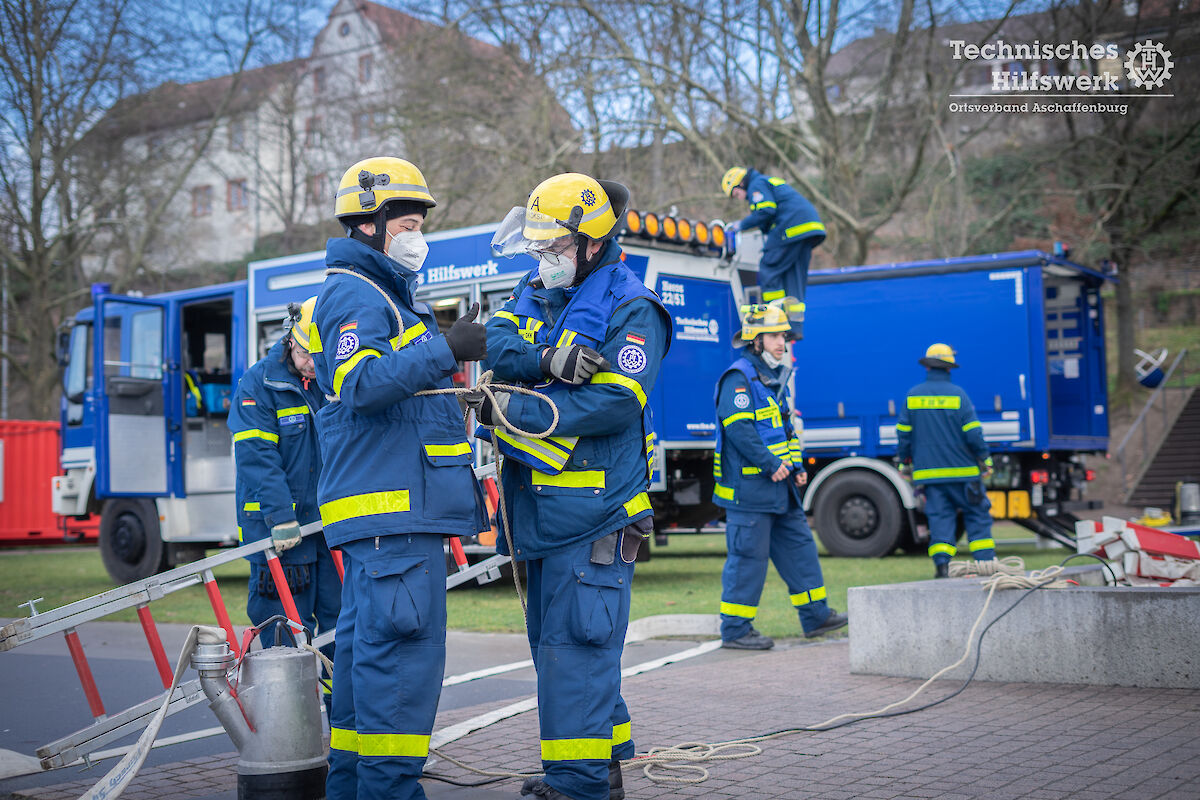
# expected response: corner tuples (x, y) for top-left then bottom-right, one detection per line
(538, 250), (576, 289)
(388, 230), (429, 272)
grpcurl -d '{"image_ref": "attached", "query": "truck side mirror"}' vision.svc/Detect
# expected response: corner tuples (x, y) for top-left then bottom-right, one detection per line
(56, 327), (72, 368)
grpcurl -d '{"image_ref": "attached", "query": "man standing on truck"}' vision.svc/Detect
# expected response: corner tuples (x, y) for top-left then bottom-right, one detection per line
(712, 300), (847, 650)
(228, 297), (339, 667)
(896, 343), (996, 578)
(471, 173), (671, 800)
(721, 167), (825, 337)
(312, 156), (489, 800)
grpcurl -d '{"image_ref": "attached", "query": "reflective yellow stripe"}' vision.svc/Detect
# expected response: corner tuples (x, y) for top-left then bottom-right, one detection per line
(495, 430), (578, 471)
(751, 201), (777, 210)
(590, 372), (647, 407)
(742, 466), (761, 475)
(243, 502), (260, 512)
(184, 373), (202, 407)
(237, 525), (243, 542)
(767, 177), (786, 186)
(714, 483), (734, 500)
(784, 301), (805, 313)
(533, 470), (605, 489)
(276, 406), (309, 418)
(423, 442), (472, 457)
(494, 310), (519, 324)
(556, 330), (579, 347)
(309, 323), (323, 354)
(389, 335), (401, 350)
(399, 322), (428, 348)
(333, 348), (382, 397)
(791, 586), (826, 606)
(358, 732), (431, 758)
(907, 395), (962, 410)
(962, 420), (982, 432)
(929, 543), (957, 557)
(320, 490), (410, 526)
(233, 429), (279, 444)
(330, 727), (358, 753)
(784, 221), (826, 239)
(623, 492), (651, 516)
(969, 538), (996, 552)
(895, 423), (913, 432)
(541, 737), (612, 762)
(762, 289), (786, 302)
(722, 411), (754, 426)
(912, 466), (981, 480)
(720, 601), (756, 618)
(612, 721), (631, 746)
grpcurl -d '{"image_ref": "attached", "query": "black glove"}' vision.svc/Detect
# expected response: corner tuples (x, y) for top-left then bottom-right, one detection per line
(540, 344), (610, 385)
(464, 387), (511, 428)
(445, 302), (487, 362)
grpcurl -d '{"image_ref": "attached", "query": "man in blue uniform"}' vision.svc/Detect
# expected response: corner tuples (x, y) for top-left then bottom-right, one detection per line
(312, 156), (489, 800)
(471, 173), (671, 800)
(896, 343), (995, 579)
(228, 297), (339, 665)
(721, 167), (825, 337)
(713, 301), (847, 649)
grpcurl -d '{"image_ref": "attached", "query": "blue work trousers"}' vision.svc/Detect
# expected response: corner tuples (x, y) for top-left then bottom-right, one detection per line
(759, 240), (814, 336)
(326, 533), (447, 800)
(247, 541), (341, 669)
(924, 481), (995, 564)
(524, 534), (636, 800)
(720, 506), (831, 639)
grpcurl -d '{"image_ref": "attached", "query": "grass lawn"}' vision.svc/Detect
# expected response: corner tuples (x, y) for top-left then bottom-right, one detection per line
(0, 523), (1078, 640)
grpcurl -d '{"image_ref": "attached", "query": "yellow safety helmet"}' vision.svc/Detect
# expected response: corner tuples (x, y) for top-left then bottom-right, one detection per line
(721, 167), (748, 196)
(736, 302), (791, 346)
(919, 343), (959, 369)
(491, 173), (629, 257)
(333, 156), (435, 219)
(285, 296), (318, 352)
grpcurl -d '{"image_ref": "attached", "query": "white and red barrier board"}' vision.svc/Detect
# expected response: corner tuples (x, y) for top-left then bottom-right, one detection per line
(1077, 517), (1200, 586)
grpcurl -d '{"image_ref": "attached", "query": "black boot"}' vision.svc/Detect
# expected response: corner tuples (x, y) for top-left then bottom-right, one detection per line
(935, 562), (949, 579)
(721, 627), (775, 650)
(804, 609), (849, 638)
(610, 759), (625, 800)
(518, 778), (580, 799)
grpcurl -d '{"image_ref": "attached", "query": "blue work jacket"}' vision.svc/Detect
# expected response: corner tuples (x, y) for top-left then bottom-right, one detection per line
(737, 169), (826, 253)
(228, 337), (327, 565)
(896, 369), (991, 483)
(713, 353), (803, 513)
(309, 237), (488, 547)
(482, 240), (672, 559)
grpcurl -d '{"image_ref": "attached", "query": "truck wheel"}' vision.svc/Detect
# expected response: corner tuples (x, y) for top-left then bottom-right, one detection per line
(813, 471), (903, 557)
(99, 499), (166, 583)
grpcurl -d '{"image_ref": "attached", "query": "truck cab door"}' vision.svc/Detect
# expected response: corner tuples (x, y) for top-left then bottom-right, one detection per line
(94, 295), (171, 497)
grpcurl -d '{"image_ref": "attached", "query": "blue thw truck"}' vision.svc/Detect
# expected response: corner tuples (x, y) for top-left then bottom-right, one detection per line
(53, 218), (1108, 580)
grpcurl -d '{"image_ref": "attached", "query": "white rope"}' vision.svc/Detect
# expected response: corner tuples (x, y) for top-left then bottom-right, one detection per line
(948, 555), (1026, 577)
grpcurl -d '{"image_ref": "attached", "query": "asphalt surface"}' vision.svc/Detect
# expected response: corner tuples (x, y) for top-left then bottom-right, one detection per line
(4, 593), (1199, 799)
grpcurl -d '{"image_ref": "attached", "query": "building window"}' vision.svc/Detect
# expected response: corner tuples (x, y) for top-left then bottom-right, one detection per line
(227, 179), (248, 211)
(339, 21), (351, 36)
(353, 110), (374, 140)
(313, 66), (327, 94)
(359, 54), (373, 83)
(228, 119), (245, 152)
(191, 185), (213, 217)
(307, 173), (327, 206)
(304, 116), (322, 148)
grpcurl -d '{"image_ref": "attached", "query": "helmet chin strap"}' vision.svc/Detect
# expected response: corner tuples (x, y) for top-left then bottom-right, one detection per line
(570, 235), (606, 287)
(347, 206), (389, 252)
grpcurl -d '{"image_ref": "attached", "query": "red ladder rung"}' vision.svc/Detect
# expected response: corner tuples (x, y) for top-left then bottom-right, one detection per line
(63, 628), (105, 720)
(136, 604), (174, 689)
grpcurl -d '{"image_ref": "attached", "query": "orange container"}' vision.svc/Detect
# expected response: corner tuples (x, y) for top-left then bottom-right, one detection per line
(0, 420), (98, 544)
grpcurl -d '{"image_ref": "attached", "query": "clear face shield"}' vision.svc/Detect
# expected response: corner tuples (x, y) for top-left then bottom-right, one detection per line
(491, 206), (580, 288)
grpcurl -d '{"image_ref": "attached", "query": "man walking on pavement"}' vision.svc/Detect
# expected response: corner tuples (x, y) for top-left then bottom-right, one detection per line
(721, 167), (825, 337)
(312, 156), (489, 800)
(712, 300), (847, 650)
(896, 343), (996, 578)
(472, 173), (672, 800)
(228, 297), (340, 673)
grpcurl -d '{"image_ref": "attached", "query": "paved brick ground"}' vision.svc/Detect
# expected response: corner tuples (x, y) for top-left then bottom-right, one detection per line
(11, 639), (1200, 799)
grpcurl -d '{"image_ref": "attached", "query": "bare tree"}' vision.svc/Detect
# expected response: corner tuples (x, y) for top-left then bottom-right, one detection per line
(1045, 0), (1200, 395)
(0, 0), (301, 417)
